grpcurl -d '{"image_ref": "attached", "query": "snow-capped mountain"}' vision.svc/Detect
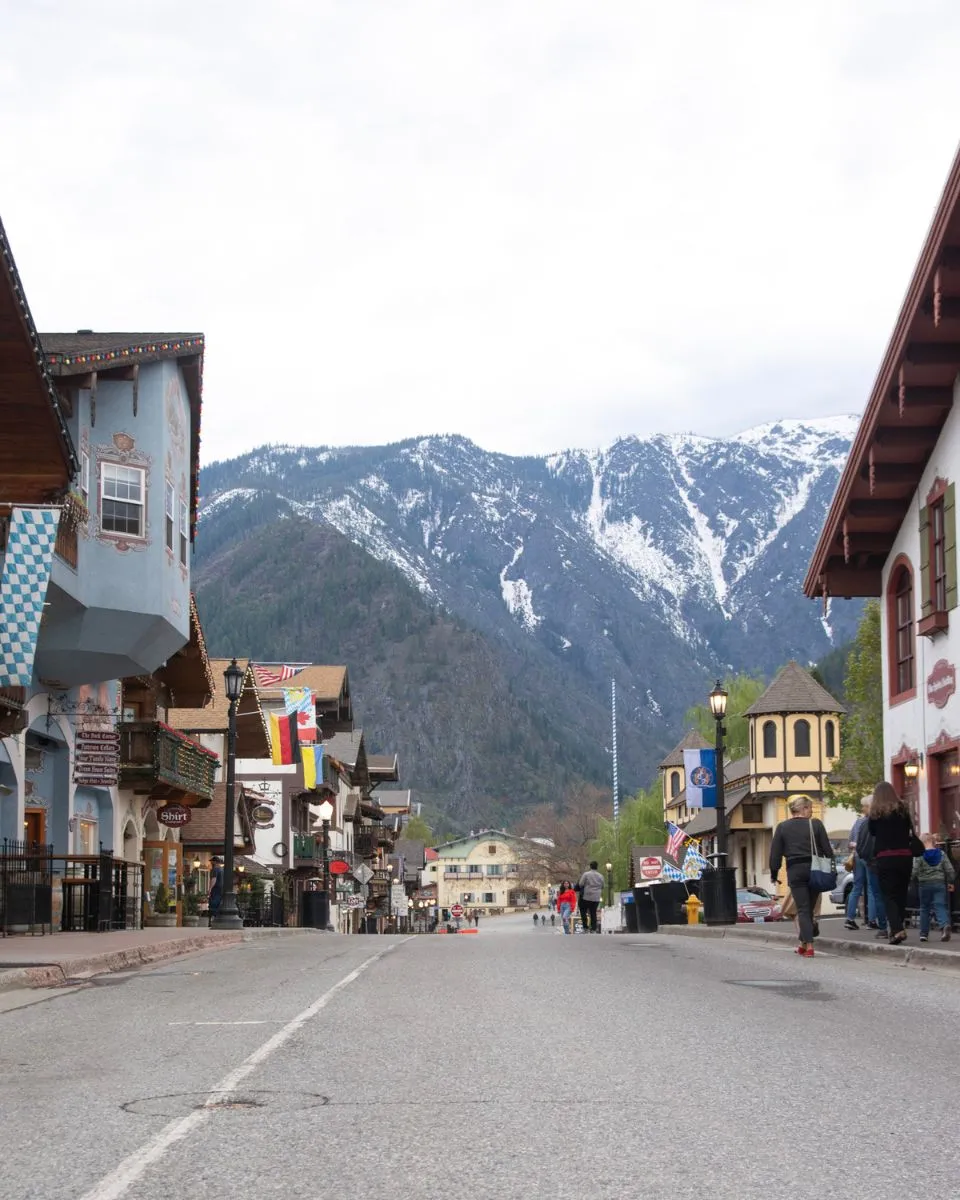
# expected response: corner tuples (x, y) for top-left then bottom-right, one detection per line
(197, 416), (861, 797)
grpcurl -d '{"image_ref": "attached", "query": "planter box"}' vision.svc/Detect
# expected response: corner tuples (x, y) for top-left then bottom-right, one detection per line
(145, 913), (178, 928)
(182, 915), (201, 927)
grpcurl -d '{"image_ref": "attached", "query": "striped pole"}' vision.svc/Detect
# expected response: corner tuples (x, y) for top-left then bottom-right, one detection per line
(611, 678), (619, 825)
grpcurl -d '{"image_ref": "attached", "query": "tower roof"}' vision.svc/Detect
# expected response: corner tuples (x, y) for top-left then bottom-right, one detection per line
(744, 661), (844, 716)
(658, 728), (711, 768)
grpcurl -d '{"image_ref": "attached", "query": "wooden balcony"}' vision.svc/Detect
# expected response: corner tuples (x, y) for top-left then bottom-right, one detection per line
(293, 833), (320, 867)
(119, 721), (217, 804)
(0, 687), (26, 737)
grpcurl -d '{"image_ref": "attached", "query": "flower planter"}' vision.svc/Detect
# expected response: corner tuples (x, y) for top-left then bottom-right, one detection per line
(145, 913), (178, 928)
(182, 915), (201, 928)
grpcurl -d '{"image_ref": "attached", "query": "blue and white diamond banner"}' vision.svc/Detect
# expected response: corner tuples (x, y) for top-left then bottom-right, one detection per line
(0, 507), (60, 686)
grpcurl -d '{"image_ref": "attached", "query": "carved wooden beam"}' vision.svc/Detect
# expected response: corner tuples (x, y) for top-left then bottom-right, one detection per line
(874, 425), (941, 447)
(860, 459), (923, 486)
(848, 498), (908, 518)
(895, 377), (954, 416)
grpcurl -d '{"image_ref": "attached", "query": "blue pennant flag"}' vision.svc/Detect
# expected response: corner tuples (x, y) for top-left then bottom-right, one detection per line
(683, 747), (718, 808)
(661, 862), (687, 881)
(683, 845), (711, 879)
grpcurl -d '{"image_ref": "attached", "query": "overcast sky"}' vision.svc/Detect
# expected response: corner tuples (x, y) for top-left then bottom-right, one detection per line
(4, 1), (960, 462)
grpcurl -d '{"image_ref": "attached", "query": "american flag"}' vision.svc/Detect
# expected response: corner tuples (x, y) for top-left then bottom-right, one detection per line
(252, 664), (301, 689)
(665, 821), (688, 862)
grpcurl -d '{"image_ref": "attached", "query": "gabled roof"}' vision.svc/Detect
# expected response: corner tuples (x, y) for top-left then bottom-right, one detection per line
(167, 657), (271, 758)
(682, 784), (751, 836)
(41, 330), (205, 536)
(377, 788), (411, 811)
(368, 753), (400, 784)
(743, 661), (844, 716)
(153, 595), (215, 708)
(659, 729), (711, 769)
(805, 141), (960, 600)
(180, 782), (258, 850)
(0, 217), (78, 501)
(251, 664), (348, 701)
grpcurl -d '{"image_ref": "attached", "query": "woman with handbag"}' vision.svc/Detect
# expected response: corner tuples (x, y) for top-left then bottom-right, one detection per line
(770, 796), (835, 957)
(869, 780), (922, 945)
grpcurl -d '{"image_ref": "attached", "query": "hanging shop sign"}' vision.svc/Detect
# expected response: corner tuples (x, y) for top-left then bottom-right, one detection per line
(157, 803), (192, 828)
(927, 659), (957, 710)
(250, 804), (275, 827)
(73, 725), (120, 787)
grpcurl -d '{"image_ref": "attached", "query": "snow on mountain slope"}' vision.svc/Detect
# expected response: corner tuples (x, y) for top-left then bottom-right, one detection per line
(198, 417), (863, 732)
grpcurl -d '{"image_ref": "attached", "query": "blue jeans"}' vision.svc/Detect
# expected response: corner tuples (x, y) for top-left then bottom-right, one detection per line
(865, 866), (887, 931)
(560, 903), (572, 934)
(918, 883), (950, 937)
(846, 858), (867, 920)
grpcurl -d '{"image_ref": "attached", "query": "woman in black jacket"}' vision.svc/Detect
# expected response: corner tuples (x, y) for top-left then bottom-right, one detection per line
(868, 780), (916, 945)
(770, 796), (834, 957)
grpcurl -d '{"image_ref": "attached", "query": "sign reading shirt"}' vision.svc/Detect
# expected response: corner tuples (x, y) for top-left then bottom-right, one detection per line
(683, 748), (718, 808)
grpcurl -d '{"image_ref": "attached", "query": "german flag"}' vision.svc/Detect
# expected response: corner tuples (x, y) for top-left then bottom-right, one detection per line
(269, 711), (298, 766)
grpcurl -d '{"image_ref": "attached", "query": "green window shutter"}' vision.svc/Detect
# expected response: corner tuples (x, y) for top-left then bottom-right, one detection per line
(945, 483), (957, 611)
(919, 503), (933, 617)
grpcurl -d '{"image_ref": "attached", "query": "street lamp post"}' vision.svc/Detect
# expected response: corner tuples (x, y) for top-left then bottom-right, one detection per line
(605, 861), (613, 908)
(211, 658), (245, 930)
(386, 861), (394, 932)
(706, 679), (737, 925)
(314, 798), (334, 931)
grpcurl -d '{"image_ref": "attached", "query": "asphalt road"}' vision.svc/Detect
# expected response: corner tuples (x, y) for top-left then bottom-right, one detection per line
(1, 913), (957, 1200)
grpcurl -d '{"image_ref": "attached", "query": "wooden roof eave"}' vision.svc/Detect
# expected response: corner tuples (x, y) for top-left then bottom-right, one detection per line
(805, 142), (960, 602)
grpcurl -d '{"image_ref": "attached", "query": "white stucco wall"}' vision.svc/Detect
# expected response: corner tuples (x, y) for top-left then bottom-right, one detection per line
(880, 379), (960, 832)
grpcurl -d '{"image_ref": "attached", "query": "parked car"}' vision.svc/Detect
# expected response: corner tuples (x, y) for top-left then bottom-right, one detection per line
(829, 867), (854, 908)
(736, 887), (783, 923)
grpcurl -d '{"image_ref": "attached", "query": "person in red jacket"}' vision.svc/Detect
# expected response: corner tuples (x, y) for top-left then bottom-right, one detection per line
(556, 882), (578, 934)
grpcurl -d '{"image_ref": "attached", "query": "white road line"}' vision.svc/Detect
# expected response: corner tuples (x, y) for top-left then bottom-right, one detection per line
(80, 944), (400, 1200)
(166, 1020), (279, 1026)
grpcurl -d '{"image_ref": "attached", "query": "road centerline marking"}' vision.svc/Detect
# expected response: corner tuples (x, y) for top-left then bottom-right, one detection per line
(80, 943), (403, 1200)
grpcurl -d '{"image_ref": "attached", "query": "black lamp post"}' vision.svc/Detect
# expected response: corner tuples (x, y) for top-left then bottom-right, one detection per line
(706, 678), (737, 925)
(211, 658), (244, 930)
(605, 860), (613, 907)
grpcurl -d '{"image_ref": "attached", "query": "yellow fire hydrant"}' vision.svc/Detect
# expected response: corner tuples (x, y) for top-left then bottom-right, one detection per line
(684, 895), (703, 925)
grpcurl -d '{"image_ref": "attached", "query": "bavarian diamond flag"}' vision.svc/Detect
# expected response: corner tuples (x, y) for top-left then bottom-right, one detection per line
(682, 747), (718, 808)
(0, 507), (60, 686)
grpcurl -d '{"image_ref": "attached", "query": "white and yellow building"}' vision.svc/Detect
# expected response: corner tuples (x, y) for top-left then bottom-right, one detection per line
(425, 830), (550, 913)
(660, 662), (858, 892)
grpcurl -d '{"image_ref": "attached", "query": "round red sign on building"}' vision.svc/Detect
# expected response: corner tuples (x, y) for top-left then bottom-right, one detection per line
(157, 804), (191, 828)
(639, 856), (662, 881)
(328, 859), (350, 875)
(926, 659), (957, 710)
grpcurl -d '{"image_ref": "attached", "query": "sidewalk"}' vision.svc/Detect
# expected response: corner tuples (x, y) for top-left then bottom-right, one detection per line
(0, 926), (316, 992)
(659, 915), (960, 972)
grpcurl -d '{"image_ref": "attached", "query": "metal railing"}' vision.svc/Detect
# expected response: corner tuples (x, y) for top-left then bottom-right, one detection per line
(0, 839), (54, 936)
(54, 520), (78, 568)
(56, 851), (143, 932)
(236, 891), (286, 927)
(292, 833), (319, 862)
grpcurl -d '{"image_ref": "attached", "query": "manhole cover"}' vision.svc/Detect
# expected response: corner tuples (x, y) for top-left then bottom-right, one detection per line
(122, 1090), (330, 1117)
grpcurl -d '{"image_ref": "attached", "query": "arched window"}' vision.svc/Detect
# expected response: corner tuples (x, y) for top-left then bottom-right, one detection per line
(824, 719), (836, 758)
(670, 771), (680, 798)
(794, 718), (811, 758)
(889, 560), (915, 698)
(762, 720), (777, 758)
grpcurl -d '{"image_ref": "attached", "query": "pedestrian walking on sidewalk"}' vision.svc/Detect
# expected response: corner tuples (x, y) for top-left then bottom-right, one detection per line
(869, 781), (920, 945)
(208, 856), (224, 924)
(913, 834), (955, 943)
(556, 882), (578, 934)
(533, 912), (539, 926)
(578, 862), (605, 933)
(770, 796), (834, 957)
(844, 797), (872, 929)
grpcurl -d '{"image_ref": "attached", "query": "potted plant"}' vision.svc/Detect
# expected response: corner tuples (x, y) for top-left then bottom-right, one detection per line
(183, 890), (201, 928)
(146, 882), (178, 928)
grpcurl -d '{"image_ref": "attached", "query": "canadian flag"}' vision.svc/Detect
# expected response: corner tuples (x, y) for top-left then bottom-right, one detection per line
(297, 707), (317, 743)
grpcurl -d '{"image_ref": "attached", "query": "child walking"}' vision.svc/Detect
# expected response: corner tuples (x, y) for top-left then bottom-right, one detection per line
(912, 834), (955, 943)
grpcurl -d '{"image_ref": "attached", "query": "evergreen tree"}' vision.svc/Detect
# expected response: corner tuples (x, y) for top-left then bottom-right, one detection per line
(828, 600), (882, 808)
(682, 674), (767, 760)
(403, 815), (434, 844)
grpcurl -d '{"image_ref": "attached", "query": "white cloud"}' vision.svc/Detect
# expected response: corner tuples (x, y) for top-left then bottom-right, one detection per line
(4, 0), (960, 460)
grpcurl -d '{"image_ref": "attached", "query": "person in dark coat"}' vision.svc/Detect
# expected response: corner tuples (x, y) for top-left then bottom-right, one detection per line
(770, 796), (834, 957)
(208, 856), (224, 923)
(869, 780), (918, 945)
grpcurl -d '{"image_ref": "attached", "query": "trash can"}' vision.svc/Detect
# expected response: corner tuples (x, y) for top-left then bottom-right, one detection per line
(700, 867), (738, 925)
(650, 881), (695, 925)
(623, 892), (638, 933)
(632, 886), (659, 933)
(299, 889), (329, 929)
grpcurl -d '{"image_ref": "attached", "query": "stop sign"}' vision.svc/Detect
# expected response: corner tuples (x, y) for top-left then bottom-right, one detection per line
(639, 856), (662, 881)
(451, 903), (464, 918)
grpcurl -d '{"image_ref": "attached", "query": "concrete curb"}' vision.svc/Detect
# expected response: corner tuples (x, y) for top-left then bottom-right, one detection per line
(0, 927), (319, 992)
(658, 924), (960, 971)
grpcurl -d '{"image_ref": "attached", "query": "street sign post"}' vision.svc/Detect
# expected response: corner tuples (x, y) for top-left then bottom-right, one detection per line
(450, 903), (464, 919)
(639, 856), (662, 881)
